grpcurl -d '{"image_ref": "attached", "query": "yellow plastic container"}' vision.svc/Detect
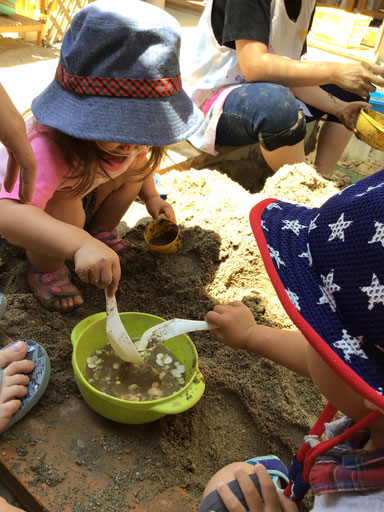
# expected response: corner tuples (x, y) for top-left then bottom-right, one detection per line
(71, 312), (205, 424)
(144, 216), (181, 255)
(309, 7), (372, 48)
(356, 109), (384, 151)
(15, 0), (41, 19)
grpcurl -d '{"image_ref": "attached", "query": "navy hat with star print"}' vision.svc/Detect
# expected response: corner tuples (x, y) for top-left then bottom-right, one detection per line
(250, 170), (384, 410)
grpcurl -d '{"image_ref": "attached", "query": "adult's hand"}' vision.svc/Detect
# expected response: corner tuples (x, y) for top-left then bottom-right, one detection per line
(335, 62), (384, 97)
(0, 83), (36, 203)
(335, 100), (371, 132)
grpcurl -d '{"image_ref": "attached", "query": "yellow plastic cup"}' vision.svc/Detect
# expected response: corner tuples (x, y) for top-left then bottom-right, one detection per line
(71, 312), (205, 424)
(144, 216), (181, 255)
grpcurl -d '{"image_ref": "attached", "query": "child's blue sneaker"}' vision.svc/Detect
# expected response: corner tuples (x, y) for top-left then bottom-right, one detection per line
(245, 455), (289, 492)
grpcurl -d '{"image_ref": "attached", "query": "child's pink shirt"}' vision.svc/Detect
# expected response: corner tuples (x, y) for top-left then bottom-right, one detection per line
(0, 122), (145, 210)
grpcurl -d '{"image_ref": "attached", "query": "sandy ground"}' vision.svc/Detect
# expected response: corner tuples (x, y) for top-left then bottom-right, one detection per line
(1, 33), (384, 511)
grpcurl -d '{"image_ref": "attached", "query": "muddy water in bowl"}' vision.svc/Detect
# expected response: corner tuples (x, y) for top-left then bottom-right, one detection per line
(84, 343), (185, 401)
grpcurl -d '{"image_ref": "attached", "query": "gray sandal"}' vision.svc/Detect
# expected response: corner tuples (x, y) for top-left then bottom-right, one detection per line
(0, 339), (51, 434)
(0, 293), (7, 319)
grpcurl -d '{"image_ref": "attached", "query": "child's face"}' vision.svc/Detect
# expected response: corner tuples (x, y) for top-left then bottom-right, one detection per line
(96, 141), (145, 156)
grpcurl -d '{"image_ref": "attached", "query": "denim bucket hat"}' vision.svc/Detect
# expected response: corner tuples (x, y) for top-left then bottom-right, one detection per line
(250, 170), (384, 411)
(31, 0), (203, 146)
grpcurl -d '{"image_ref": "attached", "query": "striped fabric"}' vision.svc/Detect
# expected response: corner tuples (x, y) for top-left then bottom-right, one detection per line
(55, 63), (182, 99)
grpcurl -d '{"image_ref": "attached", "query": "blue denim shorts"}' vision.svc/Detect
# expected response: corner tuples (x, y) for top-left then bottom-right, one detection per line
(216, 82), (363, 151)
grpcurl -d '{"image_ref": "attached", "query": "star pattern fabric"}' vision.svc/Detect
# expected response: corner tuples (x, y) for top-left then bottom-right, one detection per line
(286, 289), (301, 311)
(308, 214), (319, 232)
(267, 245), (285, 268)
(255, 168), (384, 398)
(317, 270), (341, 312)
(266, 202), (282, 211)
(282, 219), (307, 236)
(298, 243), (313, 266)
(333, 330), (367, 362)
(360, 274), (384, 311)
(327, 213), (353, 242)
(355, 183), (384, 197)
(369, 221), (384, 249)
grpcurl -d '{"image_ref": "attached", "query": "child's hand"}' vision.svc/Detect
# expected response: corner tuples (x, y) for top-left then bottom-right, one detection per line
(73, 240), (121, 296)
(145, 196), (176, 223)
(216, 464), (297, 512)
(205, 301), (257, 351)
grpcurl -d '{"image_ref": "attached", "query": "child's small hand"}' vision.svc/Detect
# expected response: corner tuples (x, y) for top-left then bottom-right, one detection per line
(145, 196), (176, 223)
(73, 240), (121, 295)
(205, 301), (257, 351)
(216, 464), (296, 512)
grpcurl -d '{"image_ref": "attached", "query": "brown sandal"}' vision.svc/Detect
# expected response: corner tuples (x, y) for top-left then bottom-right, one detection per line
(27, 265), (83, 312)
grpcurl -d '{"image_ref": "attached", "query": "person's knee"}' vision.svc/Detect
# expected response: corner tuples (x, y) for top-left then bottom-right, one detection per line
(256, 85), (301, 133)
(258, 89), (307, 151)
(202, 461), (253, 499)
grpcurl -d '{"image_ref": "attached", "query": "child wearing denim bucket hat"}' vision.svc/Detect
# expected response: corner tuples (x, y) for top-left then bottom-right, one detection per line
(200, 171), (384, 511)
(0, 0), (202, 312)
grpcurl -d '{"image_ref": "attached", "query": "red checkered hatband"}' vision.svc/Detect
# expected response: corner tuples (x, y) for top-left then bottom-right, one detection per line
(55, 63), (182, 98)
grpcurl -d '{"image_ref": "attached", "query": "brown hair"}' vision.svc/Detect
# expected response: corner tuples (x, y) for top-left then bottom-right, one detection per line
(32, 117), (166, 199)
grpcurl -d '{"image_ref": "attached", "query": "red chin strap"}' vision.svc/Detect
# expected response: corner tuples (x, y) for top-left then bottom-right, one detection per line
(283, 402), (383, 510)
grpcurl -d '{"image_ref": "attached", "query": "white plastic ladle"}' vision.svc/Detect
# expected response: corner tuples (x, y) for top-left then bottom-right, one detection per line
(136, 319), (215, 352)
(105, 291), (142, 364)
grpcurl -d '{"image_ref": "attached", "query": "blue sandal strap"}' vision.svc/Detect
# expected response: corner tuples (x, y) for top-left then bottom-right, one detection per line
(246, 455), (289, 492)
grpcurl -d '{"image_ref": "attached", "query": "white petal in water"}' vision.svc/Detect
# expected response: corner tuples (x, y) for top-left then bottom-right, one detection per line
(148, 387), (164, 397)
(87, 356), (102, 369)
(156, 353), (173, 367)
(176, 365), (185, 374)
(171, 369), (182, 378)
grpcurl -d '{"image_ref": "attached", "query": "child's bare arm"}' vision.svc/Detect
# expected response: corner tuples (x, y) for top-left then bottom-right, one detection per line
(206, 301), (310, 377)
(0, 199), (120, 294)
(139, 175), (176, 223)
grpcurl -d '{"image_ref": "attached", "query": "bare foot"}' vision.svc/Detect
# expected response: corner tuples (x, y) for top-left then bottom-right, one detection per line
(0, 341), (34, 432)
(0, 496), (26, 511)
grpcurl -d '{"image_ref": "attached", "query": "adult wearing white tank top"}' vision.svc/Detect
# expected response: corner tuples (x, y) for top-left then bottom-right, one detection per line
(183, 0), (384, 176)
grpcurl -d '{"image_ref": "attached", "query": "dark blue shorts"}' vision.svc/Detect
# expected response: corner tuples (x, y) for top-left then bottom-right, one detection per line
(216, 82), (363, 151)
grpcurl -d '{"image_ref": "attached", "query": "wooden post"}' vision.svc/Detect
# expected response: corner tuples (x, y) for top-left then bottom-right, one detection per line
(344, 0), (356, 12)
(374, 22), (384, 62)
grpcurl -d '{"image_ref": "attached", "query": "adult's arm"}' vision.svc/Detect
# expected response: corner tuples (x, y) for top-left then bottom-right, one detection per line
(291, 85), (370, 130)
(236, 39), (384, 97)
(0, 83), (36, 203)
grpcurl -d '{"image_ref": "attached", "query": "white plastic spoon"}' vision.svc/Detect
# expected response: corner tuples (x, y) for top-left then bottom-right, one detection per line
(136, 319), (215, 352)
(105, 291), (142, 363)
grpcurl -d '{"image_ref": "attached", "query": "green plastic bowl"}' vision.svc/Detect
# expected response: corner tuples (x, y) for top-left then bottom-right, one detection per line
(71, 312), (205, 424)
